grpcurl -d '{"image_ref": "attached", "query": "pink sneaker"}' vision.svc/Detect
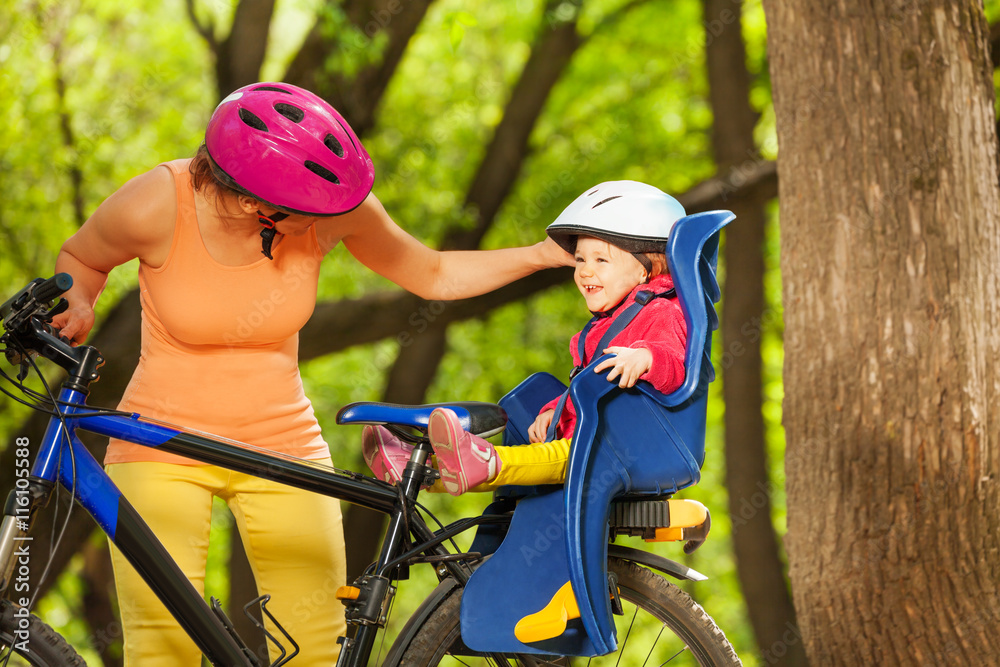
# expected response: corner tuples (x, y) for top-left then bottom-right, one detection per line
(362, 425), (414, 484)
(427, 408), (501, 496)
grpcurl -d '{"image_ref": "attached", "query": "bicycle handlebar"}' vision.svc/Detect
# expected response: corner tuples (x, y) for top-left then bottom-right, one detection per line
(1, 274), (73, 327)
(0, 275), (105, 386)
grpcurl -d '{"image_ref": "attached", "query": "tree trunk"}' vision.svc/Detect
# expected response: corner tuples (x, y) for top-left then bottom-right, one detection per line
(215, 0), (277, 96)
(229, 529), (269, 663)
(283, 0), (436, 135)
(80, 540), (122, 667)
(762, 1), (1000, 663)
(703, 1), (805, 665)
(343, 321), (450, 582)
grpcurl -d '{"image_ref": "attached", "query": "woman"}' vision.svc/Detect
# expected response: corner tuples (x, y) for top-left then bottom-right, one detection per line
(52, 82), (572, 666)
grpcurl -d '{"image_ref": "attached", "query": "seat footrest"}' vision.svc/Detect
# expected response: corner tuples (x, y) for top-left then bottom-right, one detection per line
(609, 499), (710, 552)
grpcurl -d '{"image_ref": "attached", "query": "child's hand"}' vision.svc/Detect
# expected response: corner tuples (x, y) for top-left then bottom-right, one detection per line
(595, 347), (653, 388)
(528, 409), (555, 443)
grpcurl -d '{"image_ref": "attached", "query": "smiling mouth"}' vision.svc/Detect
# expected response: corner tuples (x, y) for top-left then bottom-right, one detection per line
(582, 285), (603, 293)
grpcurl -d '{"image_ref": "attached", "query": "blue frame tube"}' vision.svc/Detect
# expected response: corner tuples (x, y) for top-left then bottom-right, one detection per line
(73, 413), (398, 513)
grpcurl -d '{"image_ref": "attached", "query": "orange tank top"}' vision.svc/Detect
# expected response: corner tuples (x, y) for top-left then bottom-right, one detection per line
(105, 159), (329, 465)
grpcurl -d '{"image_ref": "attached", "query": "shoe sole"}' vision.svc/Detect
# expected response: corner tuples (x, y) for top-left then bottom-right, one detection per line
(363, 427), (411, 484)
(428, 410), (469, 495)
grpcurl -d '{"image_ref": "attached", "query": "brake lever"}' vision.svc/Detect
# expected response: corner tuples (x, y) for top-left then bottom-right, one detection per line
(43, 299), (69, 322)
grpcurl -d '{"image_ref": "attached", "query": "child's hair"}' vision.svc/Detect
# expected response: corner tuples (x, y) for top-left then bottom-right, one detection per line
(639, 252), (669, 279)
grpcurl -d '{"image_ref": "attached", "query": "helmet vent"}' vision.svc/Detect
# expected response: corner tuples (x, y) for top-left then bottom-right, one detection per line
(336, 118), (360, 153)
(239, 109), (269, 132)
(253, 85), (292, 94)
(304, 160), (341, 185)
(592, 195), (622, 208)
(324, 134), (345, 158)
(587, 188), (600, 196)
(274, 103), (305, 123)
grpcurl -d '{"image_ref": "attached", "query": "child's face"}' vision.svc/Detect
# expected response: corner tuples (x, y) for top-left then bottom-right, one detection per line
(574, 237), (647, 312)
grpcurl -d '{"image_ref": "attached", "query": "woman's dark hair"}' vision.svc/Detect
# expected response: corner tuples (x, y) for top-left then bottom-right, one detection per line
(190, 143), (242, 197)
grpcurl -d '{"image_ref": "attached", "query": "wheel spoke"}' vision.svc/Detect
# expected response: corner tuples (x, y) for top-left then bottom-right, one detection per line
(659, 645), (691, 665)
(642, 624), (667, 667)
(614, 606), (640, 667)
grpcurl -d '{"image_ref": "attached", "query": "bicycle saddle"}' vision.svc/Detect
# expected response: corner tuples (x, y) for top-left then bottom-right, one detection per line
(336, 401), (507, 438)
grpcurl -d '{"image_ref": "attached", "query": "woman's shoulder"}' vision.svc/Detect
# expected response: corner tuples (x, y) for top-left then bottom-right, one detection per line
(110, 165), (176, 224)
(94, 164), (179, 264)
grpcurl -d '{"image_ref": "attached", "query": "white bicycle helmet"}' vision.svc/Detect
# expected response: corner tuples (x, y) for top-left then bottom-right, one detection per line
(546, 181), (686, 255)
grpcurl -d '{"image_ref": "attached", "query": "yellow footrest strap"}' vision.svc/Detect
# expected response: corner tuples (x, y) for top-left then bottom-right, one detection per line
(513, 581), (580, 644)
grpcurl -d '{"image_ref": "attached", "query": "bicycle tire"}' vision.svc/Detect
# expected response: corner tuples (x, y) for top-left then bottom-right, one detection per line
(0, 600), (86, 666)
(397, 557), (742, 666)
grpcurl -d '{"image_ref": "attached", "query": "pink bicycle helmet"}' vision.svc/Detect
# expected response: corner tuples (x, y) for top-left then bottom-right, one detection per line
(205, 82), (374, 216)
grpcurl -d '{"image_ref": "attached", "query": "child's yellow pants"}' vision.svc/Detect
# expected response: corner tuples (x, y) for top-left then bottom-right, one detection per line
(107, 460), (346, 666)
(480, 438), (572, 489)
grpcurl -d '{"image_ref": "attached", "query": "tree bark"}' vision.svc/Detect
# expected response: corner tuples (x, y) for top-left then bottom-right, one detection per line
(703, 1), (805, 665)
(762, 1), (1000, 663)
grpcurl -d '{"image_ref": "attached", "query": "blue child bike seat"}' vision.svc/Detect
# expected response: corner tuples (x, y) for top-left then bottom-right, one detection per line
(459, 209), (734, 656)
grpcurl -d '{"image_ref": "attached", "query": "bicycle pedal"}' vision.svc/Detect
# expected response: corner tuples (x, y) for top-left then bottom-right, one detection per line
(243, 594), (300, 667)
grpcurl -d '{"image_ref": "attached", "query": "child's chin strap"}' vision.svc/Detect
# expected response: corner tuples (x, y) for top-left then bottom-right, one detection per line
(257, 210), (290, 260)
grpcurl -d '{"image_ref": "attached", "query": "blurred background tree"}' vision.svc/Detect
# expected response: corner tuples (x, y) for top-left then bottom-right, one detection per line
(12, 0), (991, 664)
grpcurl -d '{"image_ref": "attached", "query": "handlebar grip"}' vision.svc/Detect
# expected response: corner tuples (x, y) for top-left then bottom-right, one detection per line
(33, 273), (73, 303)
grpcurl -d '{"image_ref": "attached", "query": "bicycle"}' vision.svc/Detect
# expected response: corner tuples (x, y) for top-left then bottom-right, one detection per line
(0, 268), (741, 665)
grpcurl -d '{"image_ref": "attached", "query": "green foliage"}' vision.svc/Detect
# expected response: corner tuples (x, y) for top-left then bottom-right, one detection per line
(0, 0), (788, 663)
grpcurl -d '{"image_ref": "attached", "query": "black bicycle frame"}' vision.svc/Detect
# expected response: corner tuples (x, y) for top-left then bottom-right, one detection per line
(5, 384), (439, 666)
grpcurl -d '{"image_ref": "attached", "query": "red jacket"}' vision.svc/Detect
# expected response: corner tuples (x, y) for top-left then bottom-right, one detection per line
(540, 273), (687, 439)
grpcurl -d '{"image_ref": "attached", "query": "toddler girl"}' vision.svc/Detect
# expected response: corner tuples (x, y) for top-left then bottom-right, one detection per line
(363, 181), (688, 495)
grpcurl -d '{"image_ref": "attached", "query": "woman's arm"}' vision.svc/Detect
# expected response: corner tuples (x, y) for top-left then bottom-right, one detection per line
(337, 194), (574, 300)
(52, 166), (176, 342)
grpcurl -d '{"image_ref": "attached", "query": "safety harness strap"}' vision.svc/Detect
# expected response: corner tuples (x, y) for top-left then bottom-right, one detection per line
(545, 288), (675, 441)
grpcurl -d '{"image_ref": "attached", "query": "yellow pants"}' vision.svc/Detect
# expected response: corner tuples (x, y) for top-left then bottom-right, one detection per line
(479, 438), (572, 490)
(107, 460), (346, 666)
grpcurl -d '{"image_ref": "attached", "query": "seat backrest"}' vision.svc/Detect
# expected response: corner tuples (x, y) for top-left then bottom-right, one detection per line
(657, 209), (734, 408)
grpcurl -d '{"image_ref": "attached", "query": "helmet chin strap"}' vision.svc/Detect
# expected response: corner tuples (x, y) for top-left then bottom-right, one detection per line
(257, 210), (290, 260)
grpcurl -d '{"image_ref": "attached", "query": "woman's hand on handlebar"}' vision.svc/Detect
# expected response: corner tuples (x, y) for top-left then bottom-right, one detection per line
(50, 303), (95, 345)
(528, 409), (555, 443)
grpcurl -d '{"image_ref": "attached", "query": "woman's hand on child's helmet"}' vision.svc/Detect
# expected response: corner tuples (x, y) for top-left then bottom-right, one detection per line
(528, 409), (556, 443)
(536, 237), (576, 268)
(596, 347), (653, 388)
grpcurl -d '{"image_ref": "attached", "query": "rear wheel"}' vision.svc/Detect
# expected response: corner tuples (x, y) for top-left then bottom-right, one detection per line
(0, 600), (86, 666)
(397, 557), (741, 666)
